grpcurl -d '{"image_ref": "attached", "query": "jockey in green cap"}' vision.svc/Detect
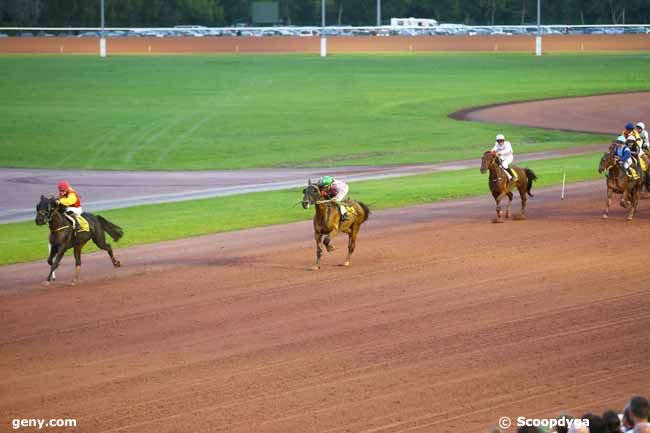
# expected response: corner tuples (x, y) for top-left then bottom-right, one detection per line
(318, 176), (350, 221)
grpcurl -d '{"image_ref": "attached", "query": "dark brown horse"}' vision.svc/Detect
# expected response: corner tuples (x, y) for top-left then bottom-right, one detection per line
(302, 181), (370, 270)
(35, 196), (123, 285)
(480, 151), (537, 223)
(598, 146), (644, 220)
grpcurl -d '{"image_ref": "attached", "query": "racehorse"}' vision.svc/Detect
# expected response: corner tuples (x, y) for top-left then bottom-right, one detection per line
(598, 145), (644, 220)
(35, 195), (123, 285)
(302, 180), (370, 270)
(480, 151), (537, 223)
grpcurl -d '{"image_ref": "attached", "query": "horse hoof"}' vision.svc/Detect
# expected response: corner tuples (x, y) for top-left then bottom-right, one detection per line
(326, 246), (335, 253)
(601, 214), (608, 220)
(70, 280), (77, 286)
(627, 216), (634, 221)
(505, 213), (511, 219)
(114, 261), (121, 268)
(42, 281), (51, 287)
(312, 265), (320, 271)
(492, 219), (504, 224)
(342, 261), (350, 267)
(514, 215), (526, 221)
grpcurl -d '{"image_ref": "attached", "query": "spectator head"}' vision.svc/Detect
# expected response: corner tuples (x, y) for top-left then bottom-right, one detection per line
(581, 413), (606, 433)
(556, 414), (575, 433)
(630, 397), (650, 423)
(517, 426), (542, 433)
(625, 405), (636, 430)
(634, 422), (650, 433)
(602, 410), (622, 433)
(568, 424), (589, 433)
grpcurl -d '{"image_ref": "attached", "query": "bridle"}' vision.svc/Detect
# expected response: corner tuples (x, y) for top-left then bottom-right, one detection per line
(37, 199), (71, 232)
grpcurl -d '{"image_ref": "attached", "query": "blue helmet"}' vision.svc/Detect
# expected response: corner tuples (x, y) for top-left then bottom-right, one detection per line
(626, 122), (635, 130)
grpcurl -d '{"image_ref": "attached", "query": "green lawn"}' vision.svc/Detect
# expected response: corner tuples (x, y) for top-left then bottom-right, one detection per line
(0, 152), (603, 265)
(1, 53), (646, 170)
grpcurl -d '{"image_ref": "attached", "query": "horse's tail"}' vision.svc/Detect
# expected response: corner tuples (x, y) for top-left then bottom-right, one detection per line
(524, 168), (537, 197)
(358, 201), (371, 222)
(96, 215), (123, 241)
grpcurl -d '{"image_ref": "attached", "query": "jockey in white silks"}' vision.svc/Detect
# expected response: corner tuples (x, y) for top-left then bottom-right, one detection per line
(491, 133), (515, 180)
(318, 176), (350, 221)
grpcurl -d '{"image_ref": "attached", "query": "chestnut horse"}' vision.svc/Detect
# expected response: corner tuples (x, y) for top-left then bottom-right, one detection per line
(598, 145), (645, 220)
(302, 180), (370, 269)
(480, 151), (537, 223)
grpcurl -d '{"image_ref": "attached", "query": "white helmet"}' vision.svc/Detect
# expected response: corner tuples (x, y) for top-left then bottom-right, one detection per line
(637, 122), (645, 130)
(495, 134), (505, 141)
(627, 135), (636, 142)
(616, 135), (626, 143)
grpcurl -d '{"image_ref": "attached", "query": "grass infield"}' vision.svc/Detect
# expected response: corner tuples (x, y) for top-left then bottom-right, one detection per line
(2, 53), (647, 170)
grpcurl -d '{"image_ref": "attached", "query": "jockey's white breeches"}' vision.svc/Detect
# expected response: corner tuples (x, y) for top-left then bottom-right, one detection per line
(623, 159), (633, 169)
(66, 207), (83, 215)
(500, 155), (513, 169)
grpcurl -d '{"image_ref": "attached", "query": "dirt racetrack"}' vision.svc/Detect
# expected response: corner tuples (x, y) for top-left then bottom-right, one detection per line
(453, 91), (650, 135)
(2, 180), (650, 433)
(1, 34), (649, 54)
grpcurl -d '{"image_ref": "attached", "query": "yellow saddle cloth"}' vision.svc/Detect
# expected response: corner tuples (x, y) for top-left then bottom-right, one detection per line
(76, 214), (90, 232)
(641, 158), (647, 172)
(343, 204), (357, 216)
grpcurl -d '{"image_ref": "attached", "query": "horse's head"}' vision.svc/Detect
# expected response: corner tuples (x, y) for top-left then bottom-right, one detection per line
(35, 195), (57, 225)
(480, 151), (498, 174)
(598, 147), (617, 174)
(302, 179), (321, 209)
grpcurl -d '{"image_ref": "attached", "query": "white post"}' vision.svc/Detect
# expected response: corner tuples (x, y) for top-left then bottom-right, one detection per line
(535, 0), (542, 56)
(561, 172), (566, 200)
(100, 37), (107, 57)
(100, 0), (107, 57)
(320, 0), (327, 57)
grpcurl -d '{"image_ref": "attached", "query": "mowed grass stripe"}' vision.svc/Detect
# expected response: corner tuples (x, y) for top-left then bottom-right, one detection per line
(1, 53), (647, 170)
(0, 153), (603, 265)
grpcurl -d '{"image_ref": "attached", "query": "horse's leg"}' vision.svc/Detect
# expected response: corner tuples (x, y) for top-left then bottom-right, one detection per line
(516, 184), (527, 220)
(343, 224), (360, 267)
(323, 235), (335, 252)
(493, 192), (508, 223)
(71, 243), (84, 285)
(44, 247), (67, 285)
(602, 186), (613, 219)
(628, 186), (641, 221)
(314, 232), (324, 270)
(92, 230), (120, 267)
(505, 192), (513, 218)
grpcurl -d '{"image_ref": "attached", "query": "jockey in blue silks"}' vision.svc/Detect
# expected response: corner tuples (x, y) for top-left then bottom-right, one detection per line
(614, 135), (640, 180)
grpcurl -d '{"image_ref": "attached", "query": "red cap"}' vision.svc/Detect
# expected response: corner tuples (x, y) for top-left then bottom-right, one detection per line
(57, 181), (70, 191)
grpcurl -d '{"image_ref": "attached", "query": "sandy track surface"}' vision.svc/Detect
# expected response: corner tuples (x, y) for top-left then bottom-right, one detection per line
(0, 145), (603, 223)
(453, 91), (650, 135)
(2, 181), (650, 433)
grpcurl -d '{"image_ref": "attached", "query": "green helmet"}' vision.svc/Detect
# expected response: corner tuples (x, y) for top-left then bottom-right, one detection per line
(320, 176), (333, 187)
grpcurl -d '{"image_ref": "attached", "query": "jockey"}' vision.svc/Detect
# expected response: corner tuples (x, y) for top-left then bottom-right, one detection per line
(614, 135), (640, 180)
(57, 181), (83, 229)
(318, 176), (350, 221)
(636, 122), (649, 150)
(622, 122), (641, 147)
(491, 133), (515, 180)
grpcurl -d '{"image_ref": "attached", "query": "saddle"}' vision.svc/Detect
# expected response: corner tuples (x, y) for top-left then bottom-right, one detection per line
(64, 212), (90, 233)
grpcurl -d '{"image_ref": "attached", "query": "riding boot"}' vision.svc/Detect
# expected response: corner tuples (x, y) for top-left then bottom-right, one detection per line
(65, 212), (77, 230)
(505, 167), (515, 180)
(339, 205), (349, 221)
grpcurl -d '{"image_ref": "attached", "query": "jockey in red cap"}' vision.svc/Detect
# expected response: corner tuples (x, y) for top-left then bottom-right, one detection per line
(57, 181), (83, 229)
